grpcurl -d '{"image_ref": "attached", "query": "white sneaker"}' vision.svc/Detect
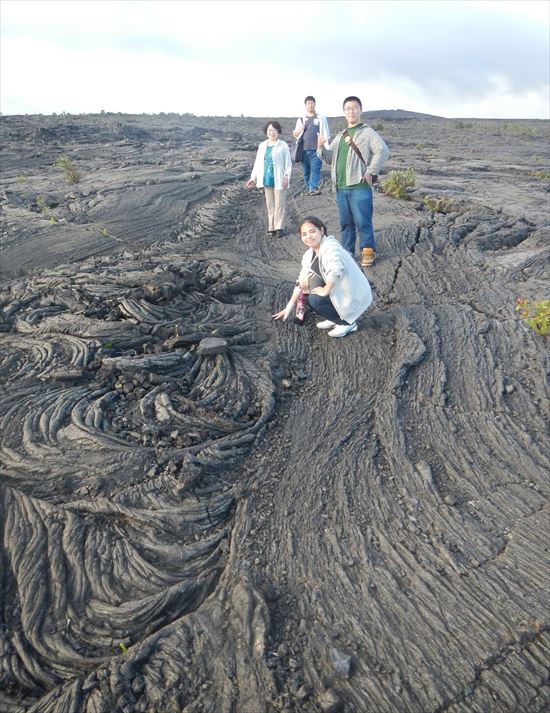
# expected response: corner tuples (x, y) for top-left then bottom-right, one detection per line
(316, 320), (336, 330)
(328, 322), (358, 338)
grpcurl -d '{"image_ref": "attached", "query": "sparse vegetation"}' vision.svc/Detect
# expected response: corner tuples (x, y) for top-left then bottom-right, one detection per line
(35, 195), (57, 223)
(501, 122), (535, 138)
(454, 120), (474, 129)
(54, 155), (80, 184)
(422, 195), (452, 213)
(381, 168), (415, 199)
(515, 297), (550, 336)
(36, 195), (48, 212)
(528, 169), (550, 180)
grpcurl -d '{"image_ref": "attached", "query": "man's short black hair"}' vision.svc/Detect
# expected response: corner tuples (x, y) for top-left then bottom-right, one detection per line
(342, 96), (362, 109)
(304, 96), (316, 103)
(264, 120), (282, 134)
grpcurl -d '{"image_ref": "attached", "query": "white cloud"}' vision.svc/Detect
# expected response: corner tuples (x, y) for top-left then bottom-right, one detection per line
(1, 0), (548, 118)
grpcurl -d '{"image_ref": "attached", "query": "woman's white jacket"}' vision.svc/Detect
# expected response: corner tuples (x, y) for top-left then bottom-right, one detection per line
(300, 235), (372, 323)
(250, 139), (292, 189)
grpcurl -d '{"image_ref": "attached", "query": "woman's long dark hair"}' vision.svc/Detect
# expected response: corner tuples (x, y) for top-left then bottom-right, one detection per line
(298, 216), (327, 236)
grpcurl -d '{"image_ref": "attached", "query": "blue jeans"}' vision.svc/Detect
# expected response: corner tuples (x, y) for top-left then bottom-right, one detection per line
(307, 294), (349, 325)
(336, 186), (375, 255)
(302, 150), (322, 191)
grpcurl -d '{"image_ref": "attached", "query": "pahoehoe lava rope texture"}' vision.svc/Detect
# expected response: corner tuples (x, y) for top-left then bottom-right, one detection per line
(0, 252), (276, 711)
(0, 113), (548, 712)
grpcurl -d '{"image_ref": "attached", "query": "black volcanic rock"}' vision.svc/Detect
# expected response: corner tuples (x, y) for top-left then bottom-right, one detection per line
(0, 112), (548, 713)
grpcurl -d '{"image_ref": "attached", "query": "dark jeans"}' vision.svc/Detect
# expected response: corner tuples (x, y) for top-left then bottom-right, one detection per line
(336, 186), (375, 255)
(302, 150), (322, 191)
(307, 293), (349, 325)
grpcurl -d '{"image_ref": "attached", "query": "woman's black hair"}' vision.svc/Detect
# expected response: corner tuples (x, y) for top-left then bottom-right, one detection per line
(264, 120), (282, 134)
(298, 216), (327, 236)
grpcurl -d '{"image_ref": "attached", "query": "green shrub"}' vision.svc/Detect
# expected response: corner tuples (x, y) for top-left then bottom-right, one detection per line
(422, 195), (452, 213)
(54, 155), (80, 184)
(502, 123), (535, 138)
(381, 168), (415, 199)
(35, 195), (57, 224)
(515, 297), (550, 336)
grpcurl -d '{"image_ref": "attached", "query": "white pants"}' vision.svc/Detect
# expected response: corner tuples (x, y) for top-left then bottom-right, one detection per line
(264, 188), (286, 231)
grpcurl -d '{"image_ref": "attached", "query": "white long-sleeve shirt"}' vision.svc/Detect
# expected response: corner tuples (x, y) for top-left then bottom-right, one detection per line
(250, 139), (292, 189)
(294, 113), (331, 149)
(300, 235), (372, 323)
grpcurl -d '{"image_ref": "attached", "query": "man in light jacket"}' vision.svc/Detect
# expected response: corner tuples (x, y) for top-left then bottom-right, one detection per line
(318, 96), (390, 267)
(293, 96), (330, 196)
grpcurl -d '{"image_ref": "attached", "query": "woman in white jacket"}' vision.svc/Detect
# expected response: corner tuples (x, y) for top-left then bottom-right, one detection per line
(247, 121), (292, 238)
(272, 216), (372, 338)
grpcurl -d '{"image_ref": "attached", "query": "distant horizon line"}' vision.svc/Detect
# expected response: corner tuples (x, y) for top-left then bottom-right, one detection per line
(1, 110), (548, 121)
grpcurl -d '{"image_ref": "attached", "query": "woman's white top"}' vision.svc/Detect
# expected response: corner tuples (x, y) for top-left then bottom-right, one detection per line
(300, 235), (372, 323)
(250, 139), (292, 189)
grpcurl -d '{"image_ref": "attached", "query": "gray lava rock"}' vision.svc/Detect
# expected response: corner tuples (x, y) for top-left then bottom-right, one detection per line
(319, 687), (344, 713)
(196, 337), (228, 355)
(329, 647), (352, 678)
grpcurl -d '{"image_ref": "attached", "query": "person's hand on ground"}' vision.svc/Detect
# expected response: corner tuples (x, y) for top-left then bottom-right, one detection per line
(272, 301), (294, 321)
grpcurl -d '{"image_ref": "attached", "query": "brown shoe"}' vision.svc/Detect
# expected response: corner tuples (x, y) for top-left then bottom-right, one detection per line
(361, 248), (374, 267)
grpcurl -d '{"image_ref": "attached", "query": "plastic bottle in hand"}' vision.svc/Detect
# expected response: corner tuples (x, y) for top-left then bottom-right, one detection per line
(294, 291), (306, 323)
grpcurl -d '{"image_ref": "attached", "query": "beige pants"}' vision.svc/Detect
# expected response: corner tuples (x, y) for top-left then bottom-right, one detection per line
(264, 188), (286, 231)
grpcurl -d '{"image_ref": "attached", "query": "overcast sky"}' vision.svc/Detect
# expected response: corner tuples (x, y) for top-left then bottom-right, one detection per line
(1, 0), (549, 119)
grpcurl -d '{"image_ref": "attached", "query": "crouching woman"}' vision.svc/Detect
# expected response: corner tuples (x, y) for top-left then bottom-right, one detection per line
(272, 216), (372, 337)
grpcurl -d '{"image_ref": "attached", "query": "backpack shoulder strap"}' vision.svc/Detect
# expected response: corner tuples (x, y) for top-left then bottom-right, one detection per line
(342, 128), (365, 164)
